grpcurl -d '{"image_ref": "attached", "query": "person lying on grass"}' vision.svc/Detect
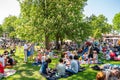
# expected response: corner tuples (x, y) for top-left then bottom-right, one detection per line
(96, 69), (120, 80)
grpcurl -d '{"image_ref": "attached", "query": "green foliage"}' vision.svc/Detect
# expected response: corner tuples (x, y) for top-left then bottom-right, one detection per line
(86, 14), (111, 38)
(113, 12), (120, 32)
(16, 0), (88, 48)
(0, 25), (3, 36)
(0, 0), (113, 46)
(2, 15), (17, 37)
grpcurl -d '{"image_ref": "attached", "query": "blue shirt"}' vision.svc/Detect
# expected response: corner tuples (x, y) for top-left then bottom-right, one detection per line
(40, 62), (48, 74)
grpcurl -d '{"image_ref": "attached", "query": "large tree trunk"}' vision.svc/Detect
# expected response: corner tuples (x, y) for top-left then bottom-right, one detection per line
(55, 33), (60, 50)
(60, 37), (63, 50)
(45, 34), (50, 49)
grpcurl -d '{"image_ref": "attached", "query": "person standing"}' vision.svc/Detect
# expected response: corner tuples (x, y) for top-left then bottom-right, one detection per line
(29, 43), (35, 60)
(24, 42), (28, 63)
(24, 42), (32, 63)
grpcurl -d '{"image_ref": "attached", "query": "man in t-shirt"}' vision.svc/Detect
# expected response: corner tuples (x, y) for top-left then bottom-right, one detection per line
(24, 42), (33, 63)
(56, 58), (66, 77)
(24, 42), (28, 63)
(66, 56), (78, 74)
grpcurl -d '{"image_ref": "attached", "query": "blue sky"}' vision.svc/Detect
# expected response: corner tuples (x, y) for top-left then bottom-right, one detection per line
(84, 0), (120, 24)
(0, 0), (120, 24)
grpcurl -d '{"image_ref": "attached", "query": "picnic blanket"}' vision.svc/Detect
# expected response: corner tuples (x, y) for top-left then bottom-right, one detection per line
(4, 69), (16, 77)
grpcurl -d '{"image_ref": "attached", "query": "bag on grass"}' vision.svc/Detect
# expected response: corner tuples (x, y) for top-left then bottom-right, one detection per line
(91, 65), (101, 71)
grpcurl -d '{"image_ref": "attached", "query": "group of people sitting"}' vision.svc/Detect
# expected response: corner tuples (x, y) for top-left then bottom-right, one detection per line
(32, 49), (58, 66)
(0, 50), (16, 68)
(0, 50), (16, 79)
(101, 42), (120, 61)
(38, 48), (86, 80)
(38, 40), (120, 80)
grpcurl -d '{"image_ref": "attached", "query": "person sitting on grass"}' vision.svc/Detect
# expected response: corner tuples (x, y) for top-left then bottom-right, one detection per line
(41, 53), (48, 63)
(74, 55), (81, 71)
(0, 55), (5, 67)
(48, 49), (54, 58)
(83, 52), (88, 61)
(56, 58), (66, 78)
(6, 56), (13, 66)
(61, 52), (70, 66)
(32, 50), (42, 66)
(88, 45), (94, 64)
(5, 56), (13, 68)
(37, 50), (42, 62)
(109, 50), (116, 60)
(66, 55), (78, 74)
(0, 61), (4, 79)
(39, 58), (52, 78)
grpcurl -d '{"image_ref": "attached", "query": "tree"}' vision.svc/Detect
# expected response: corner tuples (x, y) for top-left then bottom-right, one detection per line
(2, 15), (17, 38)
(113, 12), (120, 33)
(17, 0), (88, 49)
(87, 14), (111, 38)
(0, 25), (3, 36)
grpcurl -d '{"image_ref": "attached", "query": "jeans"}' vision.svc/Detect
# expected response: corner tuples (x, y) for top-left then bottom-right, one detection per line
(66, 69), (76, 74)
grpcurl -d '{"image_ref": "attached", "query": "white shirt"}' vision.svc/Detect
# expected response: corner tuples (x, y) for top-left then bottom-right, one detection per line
(24, 44), (28, 50)
(41, 56), (46, 63)
(56, 63), (66, 76)
(0, 57), (5, 67)
(70, 59), (78, 73)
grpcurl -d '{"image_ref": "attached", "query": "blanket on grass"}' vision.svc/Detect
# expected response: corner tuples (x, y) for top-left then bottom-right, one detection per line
(4, 69), (16, 77)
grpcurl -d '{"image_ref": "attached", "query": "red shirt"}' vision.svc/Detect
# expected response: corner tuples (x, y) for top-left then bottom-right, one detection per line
(37, 53), (42, 61)
(110, 52), (116, 58)
(0, 63), (4, 74)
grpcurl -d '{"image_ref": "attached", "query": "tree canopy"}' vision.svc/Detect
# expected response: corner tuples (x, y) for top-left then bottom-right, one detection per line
(0, 0), (114, 49)
(113, 12), (120, 33)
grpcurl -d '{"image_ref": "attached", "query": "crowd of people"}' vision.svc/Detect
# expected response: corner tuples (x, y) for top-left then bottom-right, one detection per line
(0, 39), (120, 80)
(0, 49), (17, 79)
(37, 40), (120, 80)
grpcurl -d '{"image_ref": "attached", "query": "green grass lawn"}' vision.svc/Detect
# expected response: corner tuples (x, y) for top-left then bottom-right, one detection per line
(1, 47), (120, 80)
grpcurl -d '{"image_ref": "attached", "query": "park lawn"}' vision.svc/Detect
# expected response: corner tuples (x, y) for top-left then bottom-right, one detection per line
(1, 47), (120, 80)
